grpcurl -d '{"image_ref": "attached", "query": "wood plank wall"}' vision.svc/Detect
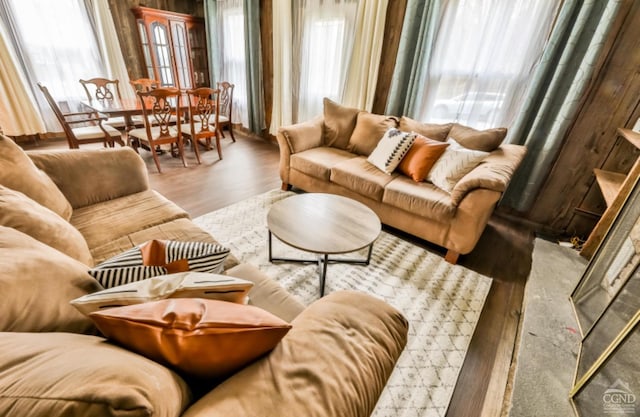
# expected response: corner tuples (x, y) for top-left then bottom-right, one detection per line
(106, 0), (640, 238)
(519, 0), (640, 239)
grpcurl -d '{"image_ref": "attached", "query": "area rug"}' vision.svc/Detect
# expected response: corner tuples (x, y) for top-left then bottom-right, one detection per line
(194, 189), (492, 417)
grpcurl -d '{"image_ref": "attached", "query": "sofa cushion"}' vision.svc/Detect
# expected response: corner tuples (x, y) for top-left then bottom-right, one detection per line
(382, 176), (456, 219)
(0, 332), (190, 417)
(0, 134), (72, 220)
(71, 189), (189, 253)
(89, 298), (292, 379)
(398, 116), (452, 141)
(448, 123), (507, 152)
(0, 185), (93, 266)
(180, 291), (408, 417)
(348, 112), (398, 156)
(397, 134), (450, 182)
(427, 138), (490, 193)
(331, 156), (398, 201)
(71, 272), (254, 316)
(322, 98), (361, 149)
(290, 147), (357, 181)
(0, 226), (101, 333)
(367, 128), (415, 174)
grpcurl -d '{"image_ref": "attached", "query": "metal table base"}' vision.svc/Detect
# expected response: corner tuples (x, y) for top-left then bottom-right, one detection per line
(268, 230), (374, 297)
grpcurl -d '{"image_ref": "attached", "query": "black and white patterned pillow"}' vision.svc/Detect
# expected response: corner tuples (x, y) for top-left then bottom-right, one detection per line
(89, 241), (230, 288)
(165, 241), (230, 274)
(367, 128), (415, 174)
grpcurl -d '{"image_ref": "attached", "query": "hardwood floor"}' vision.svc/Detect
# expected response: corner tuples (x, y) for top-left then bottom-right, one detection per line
(20, 132), (533, 417)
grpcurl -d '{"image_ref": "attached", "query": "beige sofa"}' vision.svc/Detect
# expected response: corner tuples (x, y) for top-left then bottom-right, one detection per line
(277, 100), (526, 263)
(0, 135), (408, 417)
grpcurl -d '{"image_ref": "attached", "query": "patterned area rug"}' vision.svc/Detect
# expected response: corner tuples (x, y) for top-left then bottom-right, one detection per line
(194, 189), (492, 417)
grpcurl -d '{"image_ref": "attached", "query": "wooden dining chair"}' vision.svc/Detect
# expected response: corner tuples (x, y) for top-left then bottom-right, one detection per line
(79, 77), (131, 131)
(38, 83), (123, 149)
(180, 87), (222, 162)
(217, 81), (236, 142)
(130, 78), (160, 93)
(127, 87), (187, 173)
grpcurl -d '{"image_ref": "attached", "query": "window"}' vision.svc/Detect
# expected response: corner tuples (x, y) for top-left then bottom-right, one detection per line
(419, 0), (559, 129)
(294, 0), (358, 122)
(2, 0), (105, 129)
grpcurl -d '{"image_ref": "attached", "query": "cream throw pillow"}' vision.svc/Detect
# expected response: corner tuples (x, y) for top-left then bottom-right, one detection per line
(427, 138), (489, 193)
(367, 128), (415, 174)
(71, 271), (254, 316)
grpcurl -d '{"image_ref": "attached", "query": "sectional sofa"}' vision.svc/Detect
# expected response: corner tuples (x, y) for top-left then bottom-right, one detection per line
(277, 99), (526, 263)
(0, 135), (408, 417)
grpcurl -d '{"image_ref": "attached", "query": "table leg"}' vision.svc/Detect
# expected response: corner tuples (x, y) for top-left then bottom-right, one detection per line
(268, 230), (273, 262)
(319, 253), (328, 297)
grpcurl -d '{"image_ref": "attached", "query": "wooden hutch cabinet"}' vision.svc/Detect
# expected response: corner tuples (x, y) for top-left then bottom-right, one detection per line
(132, 6), (209, 90)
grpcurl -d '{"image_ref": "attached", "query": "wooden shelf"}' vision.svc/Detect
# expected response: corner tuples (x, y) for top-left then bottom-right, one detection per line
(618, 127), (640, 149)
(593, 168), (626, 206)
(581, 128), (640, 259)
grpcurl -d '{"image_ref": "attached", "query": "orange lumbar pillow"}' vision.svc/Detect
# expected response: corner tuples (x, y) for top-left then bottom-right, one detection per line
(89, 298), (292, 379)
(397, 134), (450, 182)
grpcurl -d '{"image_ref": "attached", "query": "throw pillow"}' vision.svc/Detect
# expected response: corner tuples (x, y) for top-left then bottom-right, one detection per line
(0, 226), (101, 333)
(0, 185), (93, 266)
(367, 128), (416, 174)
(398, 116), (452, 141)
(89, 298), (293, 379)
(397, 134), (450, 182)
(322, 98), (361, 149)
(448, 123), (507, 152)
(427, 138), (490, 193)
(0, 134), (73, 220)
(89, 239), (231, 288)
(0, 332), (190, 417)
(348, 112), (399, 156)
(71, 271), (254, 316)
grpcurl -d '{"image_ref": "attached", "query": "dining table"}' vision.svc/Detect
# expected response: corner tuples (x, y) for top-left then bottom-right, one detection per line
(81, 95), (192, 132)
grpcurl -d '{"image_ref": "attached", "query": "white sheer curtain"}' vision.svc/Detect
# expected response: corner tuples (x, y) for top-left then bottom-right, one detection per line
(0, 22), (46, 136)
(293, 0), (358, 122)
(270, 0), (293, 135)
(418, 0), (559, 129)
(87, 0), (136, 100)
(342, 0), (388, 111)
(213, 0), (249, 128)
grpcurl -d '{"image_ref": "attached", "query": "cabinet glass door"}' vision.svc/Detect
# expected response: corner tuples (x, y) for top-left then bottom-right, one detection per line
(137, 21), (155, 79)
(170, 21), (191, 89)
(150, 22), (175, 86)
(188, 24), (209, 88)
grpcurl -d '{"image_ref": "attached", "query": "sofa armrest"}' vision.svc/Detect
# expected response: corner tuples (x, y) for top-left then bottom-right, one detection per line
(276, 116), (324, 185)
(182, 291), (408, 417)
(450, 144), (526, 205)
(27, 147), (150, 209)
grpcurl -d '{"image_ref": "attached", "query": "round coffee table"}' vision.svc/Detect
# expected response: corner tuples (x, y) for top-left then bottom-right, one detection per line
(267, 193), (381, 297)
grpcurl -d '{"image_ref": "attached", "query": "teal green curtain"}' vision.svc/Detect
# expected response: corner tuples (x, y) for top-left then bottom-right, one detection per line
(385, 0), (445, 117)
(243, 0), (265, 133)
(203, 0), (265, 133)
(502, 0), (624, 210)
(203, 1), (220, 87)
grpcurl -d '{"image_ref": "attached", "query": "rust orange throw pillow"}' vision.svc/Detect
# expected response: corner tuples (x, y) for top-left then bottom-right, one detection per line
(89, 298), (292, 379)
(397, 135), (450, 182)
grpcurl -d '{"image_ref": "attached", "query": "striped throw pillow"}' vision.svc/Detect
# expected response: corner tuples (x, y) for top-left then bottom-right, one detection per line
(89, 240), (230, 288)
(165, 241), (230, 273)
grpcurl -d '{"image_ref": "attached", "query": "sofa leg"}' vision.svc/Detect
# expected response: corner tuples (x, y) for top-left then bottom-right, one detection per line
(281, 182), (292, 191)
(444, 250), (459, 264)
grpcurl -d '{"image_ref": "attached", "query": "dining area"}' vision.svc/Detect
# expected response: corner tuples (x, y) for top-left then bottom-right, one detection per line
(37, 77), (237, 174)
